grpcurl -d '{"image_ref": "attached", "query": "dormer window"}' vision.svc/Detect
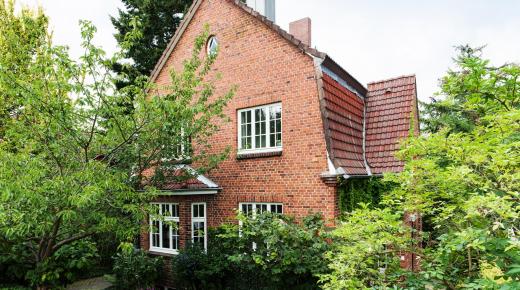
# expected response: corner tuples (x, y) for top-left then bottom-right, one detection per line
(207, 36), (218, 56)
(238, 103), (282, 154)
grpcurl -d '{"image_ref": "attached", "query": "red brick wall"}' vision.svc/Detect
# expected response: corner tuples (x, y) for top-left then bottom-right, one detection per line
(143, 0), (336, 268)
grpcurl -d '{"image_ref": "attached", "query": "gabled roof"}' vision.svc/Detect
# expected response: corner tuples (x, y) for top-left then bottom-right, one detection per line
(148, 0), (419, 179)
(149, 0), (367, 94)
(366, 75), (419, 174)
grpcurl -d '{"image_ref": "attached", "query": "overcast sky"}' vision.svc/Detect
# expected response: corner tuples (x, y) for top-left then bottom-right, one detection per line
(17, 0), (520, 101)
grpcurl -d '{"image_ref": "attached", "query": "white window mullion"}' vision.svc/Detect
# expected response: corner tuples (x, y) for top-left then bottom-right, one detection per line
(266, 106), (271, 148)
(251, 109), (256, 149)
(238, 112), (242, 150)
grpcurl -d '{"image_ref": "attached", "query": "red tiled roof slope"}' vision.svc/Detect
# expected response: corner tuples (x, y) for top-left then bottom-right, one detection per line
(142, 165), (219, 191)
(322, 74), (367, 175)
(366, 75), (418, 174)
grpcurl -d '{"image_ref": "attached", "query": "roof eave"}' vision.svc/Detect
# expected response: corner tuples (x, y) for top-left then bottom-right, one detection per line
(321, 56), (368, 97)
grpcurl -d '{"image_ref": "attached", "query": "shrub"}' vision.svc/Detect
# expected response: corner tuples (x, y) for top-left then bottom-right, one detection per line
(25, 240), (99, 289)
(112, 248), (162, 290)
(171, 212), (331, 290)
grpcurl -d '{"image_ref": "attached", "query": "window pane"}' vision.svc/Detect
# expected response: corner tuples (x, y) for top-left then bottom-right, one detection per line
(162, 223), (170, 249)
(172, 205), (179, 218)
(254, 108), (267, 149)
(152, 220), (160, 247)
(242, 204), (253, 216)
(172, 222), (179, 250)
(269, 105), (282, 148)
(162, 204), (170, 217)
(199, 205), (204, 218)
(260, 204), (268, 213)
(240, 111), (252, 150)
(193, 204), (199, 218)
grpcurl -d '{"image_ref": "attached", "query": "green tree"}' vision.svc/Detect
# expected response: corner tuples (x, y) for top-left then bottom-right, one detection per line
(0, 2), (232, 288)
(323, 47), (519, 289)
(111, 0), (193, 87)
(421, 45), (519, 134)
(319, 206), (409, 289)
(0, 0), (48, 139)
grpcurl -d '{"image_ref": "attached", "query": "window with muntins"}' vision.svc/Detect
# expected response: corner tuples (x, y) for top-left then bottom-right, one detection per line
(191, 203), (207, 250)
(238, 103), (282, 154)
(150, 203), (180, 254)
(240, 203), (283, 217)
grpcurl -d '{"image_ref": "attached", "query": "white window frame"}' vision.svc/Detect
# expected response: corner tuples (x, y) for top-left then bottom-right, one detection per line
(149, 203), (180, 255)
(238, 203), (283, 249)
(207, 36), (218, 56)
(237, 103), (282, 155)
(239, 202), (284, 217)
(191, 203), (207, 250)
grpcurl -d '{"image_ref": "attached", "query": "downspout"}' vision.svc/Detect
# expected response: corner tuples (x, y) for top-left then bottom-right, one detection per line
(362, 98), (373, 176)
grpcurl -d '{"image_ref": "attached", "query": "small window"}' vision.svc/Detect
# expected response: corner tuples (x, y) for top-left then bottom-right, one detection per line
(240, 202), (283, 217)
(238, 103), (282, 154)
(207, 36), (218, 56)
(192, 203), (207, 250)
(150, 203), (180, 254)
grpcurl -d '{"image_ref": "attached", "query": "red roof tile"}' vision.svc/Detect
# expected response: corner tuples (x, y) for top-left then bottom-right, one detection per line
(322, 73), (368, 175)
(142, 165), (219, 191)
(366, 75), (419, 174)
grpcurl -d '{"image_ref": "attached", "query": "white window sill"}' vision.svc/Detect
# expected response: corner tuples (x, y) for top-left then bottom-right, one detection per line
(149, 247), (179, 256)
(237, 148), (283, 160)
(237, 148), (282, 155)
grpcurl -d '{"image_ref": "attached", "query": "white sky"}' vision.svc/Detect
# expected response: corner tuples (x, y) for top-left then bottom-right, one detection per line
(16, 0), (520, 101)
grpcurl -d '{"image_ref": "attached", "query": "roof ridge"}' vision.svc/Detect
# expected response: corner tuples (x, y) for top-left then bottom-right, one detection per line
(367, 74), (416, 85)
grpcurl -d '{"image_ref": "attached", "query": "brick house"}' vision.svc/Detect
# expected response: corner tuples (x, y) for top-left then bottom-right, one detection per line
(141, 0), (419, 282)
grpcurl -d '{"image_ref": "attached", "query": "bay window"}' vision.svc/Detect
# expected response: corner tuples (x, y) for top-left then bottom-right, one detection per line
(150, 203), (180, 254)
(191, 203), (207, 250)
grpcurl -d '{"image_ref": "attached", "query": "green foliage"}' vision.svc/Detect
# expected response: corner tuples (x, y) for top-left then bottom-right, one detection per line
(111, 0), (193, 86)
(395, 48), (520, 288)
(0, 3), (232, 288)
(25, 240), (99, 289)
(112, 249), (162, 290)
(171, 237), (231, 290)
(319, 206), (409, 289)
(0, 0), (48, 139)
(421, 45), (520, 134)
(172, 212), (331, 290)
(338, 177), (394, 213)
(324, 47), (519, 289)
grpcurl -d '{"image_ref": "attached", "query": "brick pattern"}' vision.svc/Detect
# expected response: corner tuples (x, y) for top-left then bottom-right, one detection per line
(322, 73), (367, 175)
(143, 0), (420, 286)
(366, 75), (419, 174)
(144, 0), (338, 270)
(289, 17), (312, 47)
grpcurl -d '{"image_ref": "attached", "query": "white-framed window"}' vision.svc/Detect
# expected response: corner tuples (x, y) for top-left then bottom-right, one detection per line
(175, 127), (192, 160)
(237, 103), (282, 154)
(149, 203), (180, 255)
(207, 36), (218, 56)
(191, 203), (207, 250)
(239, 202), (283, 217)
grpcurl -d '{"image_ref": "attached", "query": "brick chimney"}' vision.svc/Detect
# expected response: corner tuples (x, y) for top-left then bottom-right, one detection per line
(289, 17), (312, 47)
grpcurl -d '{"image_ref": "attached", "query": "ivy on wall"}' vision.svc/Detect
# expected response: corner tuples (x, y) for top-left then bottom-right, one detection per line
(338, 177), (395, 214)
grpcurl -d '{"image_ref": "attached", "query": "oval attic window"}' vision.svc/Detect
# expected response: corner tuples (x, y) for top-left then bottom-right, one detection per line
(207, 36), (219, 56)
